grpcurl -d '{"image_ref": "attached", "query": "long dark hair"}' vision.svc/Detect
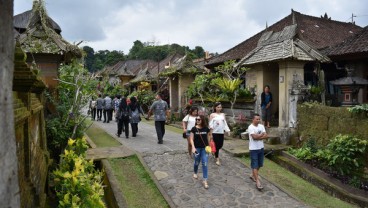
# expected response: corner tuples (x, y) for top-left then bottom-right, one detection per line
(129, 96), (138, 111)
(189, 106), (198, 116)
(119, 97), (128, 110)
(196, 115), (207, 128)
(212, 102), (222, 113)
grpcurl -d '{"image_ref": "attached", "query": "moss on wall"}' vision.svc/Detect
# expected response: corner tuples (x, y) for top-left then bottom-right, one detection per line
(297, 103), (368, 144)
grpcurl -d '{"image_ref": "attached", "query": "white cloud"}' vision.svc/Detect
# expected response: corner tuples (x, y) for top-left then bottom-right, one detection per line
(14, 0), (368, 54)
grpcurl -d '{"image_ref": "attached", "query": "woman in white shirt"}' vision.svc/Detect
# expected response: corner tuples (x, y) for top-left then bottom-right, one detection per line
(209, 102), (230, 165)
(182, 106), (198, 158)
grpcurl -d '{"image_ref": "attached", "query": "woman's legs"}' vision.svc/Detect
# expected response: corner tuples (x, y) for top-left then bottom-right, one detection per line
(123, 120), (129, 138)
(186, 130), (192, 157)
(212, 134), (224, 164)
(193, 148), (208, 180)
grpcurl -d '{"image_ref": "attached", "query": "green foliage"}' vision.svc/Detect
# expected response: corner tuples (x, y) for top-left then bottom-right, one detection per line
(52, 137), (105, 208)
(309, 85), (322, 95)
(324, 134), (368, 176)
(46, 59), (96, 162)
(128, 90), (156, 110)
(82, 46), (125, 72)
(289, 134), (368, 177)
(237, 88), (252, 99)
(212, 77), (242, 99)
(348, 104), (368, 114)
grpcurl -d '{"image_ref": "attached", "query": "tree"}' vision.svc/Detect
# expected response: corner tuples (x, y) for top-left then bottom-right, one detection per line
(0, 0), (20, 206)
(128, 40), (144, 59)
(82, 46), (95, 72)
(192, 46), (205, 58)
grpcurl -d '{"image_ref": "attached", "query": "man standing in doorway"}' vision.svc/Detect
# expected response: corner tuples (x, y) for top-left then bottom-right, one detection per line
(248, 113), (268, 190)
(147, 93), (170, 144)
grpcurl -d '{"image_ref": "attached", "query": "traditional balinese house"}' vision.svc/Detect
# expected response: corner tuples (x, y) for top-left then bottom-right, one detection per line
(205, 10), (362, 130)
(159, 55), (210, 111)
(115, 60), (157, 88)
(324, 26), (368, 104)
(13, 0), (82, 92)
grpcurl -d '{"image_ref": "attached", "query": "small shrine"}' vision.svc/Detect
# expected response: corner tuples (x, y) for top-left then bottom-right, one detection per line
(330, 65), (368, 106)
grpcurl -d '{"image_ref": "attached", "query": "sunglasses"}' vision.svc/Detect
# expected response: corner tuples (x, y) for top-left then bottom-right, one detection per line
(196, 118), (201, 121)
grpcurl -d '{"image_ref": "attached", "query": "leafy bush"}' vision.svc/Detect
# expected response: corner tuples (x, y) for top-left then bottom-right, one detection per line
(323, 134), (368, 176)
(128, 90), (156, 111)
(238, 88), (252, 99)
(52, 137), (105, 208)
(348, 104), (368, 115)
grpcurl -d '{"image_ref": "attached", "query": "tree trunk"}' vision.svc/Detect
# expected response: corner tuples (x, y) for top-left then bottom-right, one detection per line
(0, 0), (20, 207)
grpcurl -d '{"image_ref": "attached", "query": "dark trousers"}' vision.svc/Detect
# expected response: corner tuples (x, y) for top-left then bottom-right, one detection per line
(97, 109), (102, 120)
(131, 123), (138, 136)
(107, 109), (113, 121)
(103, 109), (112, 122)
(91, 108), (96, 120)
(212, 133), (224, 158)
(155, 121), (166, 142)
(117, 119), (129, 137)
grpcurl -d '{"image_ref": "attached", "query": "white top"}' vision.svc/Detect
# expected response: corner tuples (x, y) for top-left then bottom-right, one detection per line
(248, 123), (266, 150)
(209, 113), (230, 134)
(182, 115), (196, 131)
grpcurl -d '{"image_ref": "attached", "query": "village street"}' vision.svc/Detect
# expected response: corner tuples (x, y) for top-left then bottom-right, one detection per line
(93, 120), (308, 208)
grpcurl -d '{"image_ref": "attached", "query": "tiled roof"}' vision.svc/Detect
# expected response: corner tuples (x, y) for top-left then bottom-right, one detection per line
(150, 53), (185, 76)
(206, 10), (362, 67)
(325, 26), (368, 57)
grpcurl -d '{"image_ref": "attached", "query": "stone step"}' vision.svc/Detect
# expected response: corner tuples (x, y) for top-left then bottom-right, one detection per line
(265, 136), (281, 145)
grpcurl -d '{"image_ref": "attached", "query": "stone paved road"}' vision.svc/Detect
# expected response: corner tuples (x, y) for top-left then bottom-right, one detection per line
(94, 120), (308, 208)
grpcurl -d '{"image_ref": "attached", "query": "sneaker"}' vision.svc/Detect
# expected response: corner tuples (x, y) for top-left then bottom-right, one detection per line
(115, 133), (120, 137)
(193, 174), (198, 179)
(157, 141), (163, 144)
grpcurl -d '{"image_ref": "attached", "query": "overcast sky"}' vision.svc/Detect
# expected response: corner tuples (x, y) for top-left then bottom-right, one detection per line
(14, 0), (368, 54)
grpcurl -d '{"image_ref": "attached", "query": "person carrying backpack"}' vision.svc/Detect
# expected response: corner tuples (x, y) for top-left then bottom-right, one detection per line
(116, 97), (130, 138)
(128, 96), (145, 137)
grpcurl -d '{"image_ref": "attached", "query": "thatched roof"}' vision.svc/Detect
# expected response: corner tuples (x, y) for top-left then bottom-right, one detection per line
(14, 0), (81, 58)
(235, 24), (331, 66)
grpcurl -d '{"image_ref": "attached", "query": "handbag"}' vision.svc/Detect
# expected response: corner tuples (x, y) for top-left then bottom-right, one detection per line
(196, 128), (211, 154)
(210, 140), (216, 153)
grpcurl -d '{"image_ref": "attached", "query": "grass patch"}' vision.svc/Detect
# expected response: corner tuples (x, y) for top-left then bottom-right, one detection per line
(108, 156), (169, 208)
(240, 156), (355, 208)
(85, 123), (121, 147)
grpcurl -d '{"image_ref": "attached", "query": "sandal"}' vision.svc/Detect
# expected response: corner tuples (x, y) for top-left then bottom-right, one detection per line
(203, 180), (209, 189)
(249, 175), (256, 182)
(256, 183), (263, 190)
(193, 174), (198, 179)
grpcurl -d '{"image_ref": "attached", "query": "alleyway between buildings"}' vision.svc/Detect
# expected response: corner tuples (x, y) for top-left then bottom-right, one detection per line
(92, 120), (308, 208)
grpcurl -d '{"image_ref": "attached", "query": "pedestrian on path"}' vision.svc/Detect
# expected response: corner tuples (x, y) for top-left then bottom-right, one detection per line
(89, 96), (97, 120)
(103, 94), (113, 123)
(128, 96), (145, 137)
(113, 95), (121, 122)
(116, 97), (131, 138)
(209, 102), (230, 166)
(96, 94), (104, 121)
(248, 113), (268, 190)
(190, 115), (212, 189)
(261, 85), (272, 128)
(182, 106), (198, 158)
(146, 93), (169, 144)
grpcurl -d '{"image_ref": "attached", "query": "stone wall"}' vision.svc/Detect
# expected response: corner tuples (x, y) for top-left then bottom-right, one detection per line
(13, 46), (50, 208)
(297, 103), (368, 144)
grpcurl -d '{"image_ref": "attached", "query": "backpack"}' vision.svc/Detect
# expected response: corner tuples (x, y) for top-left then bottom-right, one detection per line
(119, 107), (129, 120)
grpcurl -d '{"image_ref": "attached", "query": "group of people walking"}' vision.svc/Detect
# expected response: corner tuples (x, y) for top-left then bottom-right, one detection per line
(89, 94), (145, 139)
(90, 87), (271, 191)
(182, 101), (269, 190)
